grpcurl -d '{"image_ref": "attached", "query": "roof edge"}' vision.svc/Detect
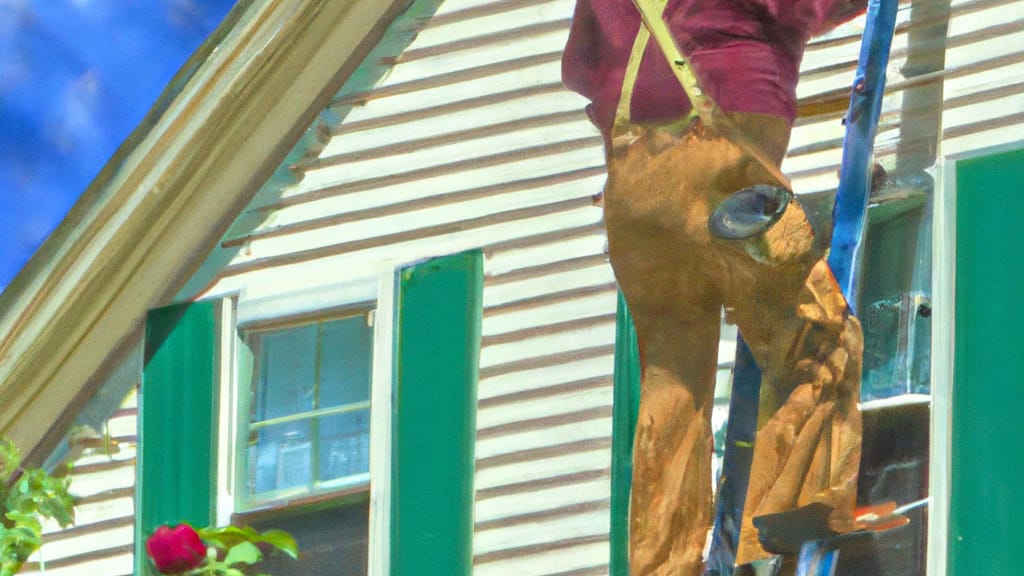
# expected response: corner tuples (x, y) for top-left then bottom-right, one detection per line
(0, 0), (409, 458)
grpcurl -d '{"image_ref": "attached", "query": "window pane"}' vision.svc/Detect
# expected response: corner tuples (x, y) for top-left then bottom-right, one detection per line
(252, 324), (318, 421)
(242, 311), (375, 503)
(318, 410), (370, 484)
(319, 314), (373, 409)
(247, 420), (313, 495)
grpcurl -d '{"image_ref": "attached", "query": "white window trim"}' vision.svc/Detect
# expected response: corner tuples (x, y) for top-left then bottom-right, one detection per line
(213, 265), (399, 576)
(927, 159), (955, 576)
(216, 299), (240, 528)
(367, 269), (396, 576)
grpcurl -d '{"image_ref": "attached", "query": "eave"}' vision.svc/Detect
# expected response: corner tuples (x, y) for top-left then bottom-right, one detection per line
(0, 0), (409, 462)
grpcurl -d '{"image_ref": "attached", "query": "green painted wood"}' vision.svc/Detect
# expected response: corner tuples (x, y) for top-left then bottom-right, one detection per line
(137, 300), (220, 575)
(950, 147), (1024, 576)
(391, 251), (483, 576)
(611, 291), (642, 576)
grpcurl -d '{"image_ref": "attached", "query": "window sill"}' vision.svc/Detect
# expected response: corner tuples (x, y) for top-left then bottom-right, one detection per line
(232, 483), (370, 525)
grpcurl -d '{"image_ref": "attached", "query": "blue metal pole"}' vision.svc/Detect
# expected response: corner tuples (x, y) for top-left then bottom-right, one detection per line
(829, 0), (900, 311)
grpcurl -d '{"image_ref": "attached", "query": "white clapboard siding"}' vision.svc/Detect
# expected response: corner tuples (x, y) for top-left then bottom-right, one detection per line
(942, 0), (1024, 156)
(27, 0), (1024, 574)
(21, 393), (137, 576)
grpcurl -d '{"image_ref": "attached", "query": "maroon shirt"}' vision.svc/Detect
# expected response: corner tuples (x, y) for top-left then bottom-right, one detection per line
(562, 0), (865, 135)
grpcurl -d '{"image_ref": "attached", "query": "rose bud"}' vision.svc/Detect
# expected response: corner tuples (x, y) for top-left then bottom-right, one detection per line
(145, 524), (207, 574)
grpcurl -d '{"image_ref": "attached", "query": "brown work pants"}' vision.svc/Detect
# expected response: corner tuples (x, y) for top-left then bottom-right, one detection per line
(603, 112), (862, 576)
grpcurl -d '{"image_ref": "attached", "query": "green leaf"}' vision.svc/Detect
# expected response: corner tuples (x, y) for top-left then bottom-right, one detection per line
(258, 529), (299, 559)
(199, 524), (258, 550)
(0, 440), (20, 483)
(223, 541), (262, 566)
(0, 561), (22, 576)
(0, 436), (77, 575)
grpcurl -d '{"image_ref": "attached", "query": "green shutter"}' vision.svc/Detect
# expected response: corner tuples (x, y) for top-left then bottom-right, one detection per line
(391, 250), (483, 576)
(137, 300), (221, 574)
(611, 292), (641, 576)
(950, 147), (1024, 576)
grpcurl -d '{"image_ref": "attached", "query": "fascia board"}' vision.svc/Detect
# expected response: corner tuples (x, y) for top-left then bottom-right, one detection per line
(0, 0), (407, 460)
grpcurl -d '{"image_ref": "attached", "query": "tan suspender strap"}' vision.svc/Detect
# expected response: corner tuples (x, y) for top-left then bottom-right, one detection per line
(630, 0), (713, 126)
(627, 0), (793, 189)
(612, 0), (666, 134)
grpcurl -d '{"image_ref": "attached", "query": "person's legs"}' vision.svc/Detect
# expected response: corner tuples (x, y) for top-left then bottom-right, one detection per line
(603, 114), (795, 575)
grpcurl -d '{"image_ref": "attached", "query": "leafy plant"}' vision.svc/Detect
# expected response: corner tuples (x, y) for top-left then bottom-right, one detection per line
(145, 523), (298, 575)
(0, 438), (75, 576)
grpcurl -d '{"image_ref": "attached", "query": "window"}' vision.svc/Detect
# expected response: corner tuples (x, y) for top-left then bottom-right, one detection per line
(139, 251), (483, 576)
(239, 310), (375, 507)
(233, 309), (376, 576)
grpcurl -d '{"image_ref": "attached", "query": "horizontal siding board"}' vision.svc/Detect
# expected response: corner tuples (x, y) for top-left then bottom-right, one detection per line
(428, 0), (556, 27)
(384, 27), (571, 85)
(473, 537), (609, 570)
(30, 524), (134, 565)
(21, 547), (134, 576)
(476, 499), (610, 532)
(482, 312), (614, 347)
(475, 449), (611, 495)
(486, 249), (609, 286)
(474, 508), (610, 556)
(314, 108), (586, 170)
(475, 421), (612, 466)
(484, 282), (617, 317)
(330, 82), (570, 137)
(479, 375), (612, 409)
(477, 473), (610, 518)
(39, 515), (134, 545)
(303, 117), (601, 188)
(479, 354), (615, 402)
(414, 0), (571, 49)
(477, 383), (613, 431)
(484, 263), (614, 309)
(335, 52), (563, 110)
(477, 558), (608, 576)
(401, 17), (572, 63)
(480, 323), (615, 370)
(478, 405), (613, 442)
(479, 344), (615, 381)
(477, 469), (610, 502)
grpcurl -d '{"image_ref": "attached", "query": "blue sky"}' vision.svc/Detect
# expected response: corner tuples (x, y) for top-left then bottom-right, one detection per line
(0, 0), (236, 293)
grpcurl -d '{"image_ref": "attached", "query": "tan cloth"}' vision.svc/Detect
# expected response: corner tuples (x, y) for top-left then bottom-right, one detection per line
(603, 113), (862, 575)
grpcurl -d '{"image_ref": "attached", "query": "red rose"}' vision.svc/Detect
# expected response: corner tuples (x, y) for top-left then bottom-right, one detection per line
(145, 524), (207, 574)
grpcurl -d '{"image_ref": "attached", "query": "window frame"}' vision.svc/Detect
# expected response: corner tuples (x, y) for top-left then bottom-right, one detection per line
(236, 304), (377, 509)
(213, 270), (397, 576)
(198, 250), (481, 576)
